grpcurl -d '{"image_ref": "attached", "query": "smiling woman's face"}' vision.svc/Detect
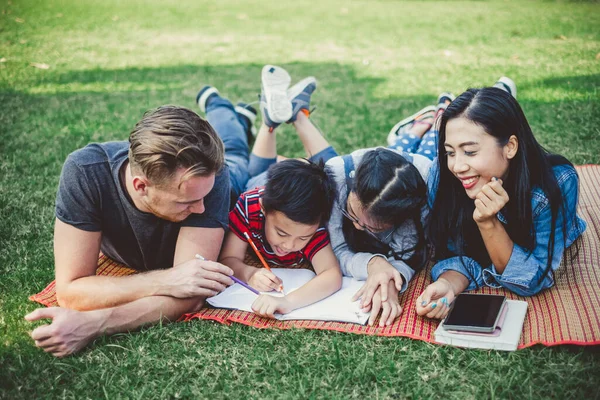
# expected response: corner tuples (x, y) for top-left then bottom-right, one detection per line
(444, 117), (517, 199)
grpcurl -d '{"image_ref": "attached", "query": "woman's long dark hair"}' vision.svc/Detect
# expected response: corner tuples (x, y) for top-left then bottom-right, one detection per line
(343, 148), (428, 272)
(428, 87), (574, 285)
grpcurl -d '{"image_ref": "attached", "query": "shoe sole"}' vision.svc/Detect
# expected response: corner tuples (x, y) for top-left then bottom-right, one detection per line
(262, 65), (292, 123)
(437, 92), (456, 106)
(235, 105), (257, 124)
(197, 87), (219, 113)
(287, 76), (317, 100)
(235, 105), (258, 137)
(494, 77), (517, 99)
(387, 105), (436, 146)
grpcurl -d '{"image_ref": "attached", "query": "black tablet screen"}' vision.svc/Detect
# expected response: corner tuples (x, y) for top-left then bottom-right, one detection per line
(444, 294), (506, 328)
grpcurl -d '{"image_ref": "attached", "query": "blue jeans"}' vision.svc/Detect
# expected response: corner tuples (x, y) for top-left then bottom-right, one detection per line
(205, 97), (250, 200)
(245, 146), (339, 191)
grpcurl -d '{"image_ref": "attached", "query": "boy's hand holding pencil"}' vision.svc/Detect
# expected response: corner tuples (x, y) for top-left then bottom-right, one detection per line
(243, 232), (284, 292)
(248, 269), (284, 292)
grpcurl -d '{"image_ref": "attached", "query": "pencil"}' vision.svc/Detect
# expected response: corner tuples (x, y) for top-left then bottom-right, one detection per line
(242, 232), (284, 292)
(195, 254), (260, 295)
(230, 275), (260, 295)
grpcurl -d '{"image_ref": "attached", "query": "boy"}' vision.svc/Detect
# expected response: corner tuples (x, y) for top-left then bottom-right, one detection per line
(198, 65), (342, 318)
(219, 159), (342, 318)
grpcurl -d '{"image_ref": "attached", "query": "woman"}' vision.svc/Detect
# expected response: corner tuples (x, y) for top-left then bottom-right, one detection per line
(416, 86), (587, 319)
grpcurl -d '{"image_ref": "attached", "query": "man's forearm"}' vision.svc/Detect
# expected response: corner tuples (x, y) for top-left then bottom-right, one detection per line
(95, 295), (204, 336)
(57, 270), (168, 311)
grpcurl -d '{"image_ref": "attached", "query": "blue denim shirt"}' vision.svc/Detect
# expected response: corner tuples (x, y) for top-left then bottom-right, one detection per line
(427, 161), (587, 296)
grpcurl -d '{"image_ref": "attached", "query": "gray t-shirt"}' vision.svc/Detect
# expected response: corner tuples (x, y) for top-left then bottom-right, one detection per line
(55, 141), (230, 271)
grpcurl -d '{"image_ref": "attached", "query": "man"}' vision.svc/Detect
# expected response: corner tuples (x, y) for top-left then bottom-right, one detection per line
(25, 65), (293, 357)
(25, 104), (252, 357)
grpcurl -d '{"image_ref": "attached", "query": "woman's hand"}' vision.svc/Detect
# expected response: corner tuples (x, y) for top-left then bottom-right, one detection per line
(473, 178), (509, 226)
(416, 278), (455, 319)
(251, 295), (293, 318)
(362, 280), (403, 327)
(248, 269), (283, 292)
(352, 257), (403, 310)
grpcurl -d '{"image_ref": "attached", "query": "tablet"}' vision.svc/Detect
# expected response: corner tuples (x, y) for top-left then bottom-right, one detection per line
(442, 293), (506, 333)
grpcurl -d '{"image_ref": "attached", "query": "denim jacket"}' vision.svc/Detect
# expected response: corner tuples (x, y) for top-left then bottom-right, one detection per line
(427, 161), (587, 296)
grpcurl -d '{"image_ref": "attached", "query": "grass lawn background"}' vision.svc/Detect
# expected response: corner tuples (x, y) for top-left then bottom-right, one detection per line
(1, 0), (599, 398)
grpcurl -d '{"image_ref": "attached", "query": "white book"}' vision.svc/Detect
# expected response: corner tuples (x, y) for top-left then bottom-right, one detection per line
(207, 268), (371, 325)
(434, 300), (528, 351)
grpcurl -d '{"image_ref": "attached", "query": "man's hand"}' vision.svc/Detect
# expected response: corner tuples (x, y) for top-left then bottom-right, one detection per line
(159, 258), (234, 298)
(25, 307), (103, 357)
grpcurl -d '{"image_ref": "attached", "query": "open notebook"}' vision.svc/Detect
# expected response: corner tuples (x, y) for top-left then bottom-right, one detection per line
(207, 268), (371, 325)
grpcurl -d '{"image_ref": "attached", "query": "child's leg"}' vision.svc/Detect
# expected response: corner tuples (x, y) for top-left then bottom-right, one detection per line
(415, 93), (454, 160)
(414, 126), (438, 160)
(293, 112), (338, 164)
(388, 108), (435, 153)
(248, 122), (278, 178)
(197, 86), (250, 199)
(248, 65), (294, 179)
(413, 93), (455, 160)
(287, 76), (338, 164)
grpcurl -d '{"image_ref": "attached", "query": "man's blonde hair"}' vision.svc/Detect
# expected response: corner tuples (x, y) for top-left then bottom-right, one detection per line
(128, 105), (224, 187)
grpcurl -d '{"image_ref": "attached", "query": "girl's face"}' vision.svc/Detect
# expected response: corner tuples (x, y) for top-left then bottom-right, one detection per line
(444, 117), (517, 200)
(345, 192), (393, 234)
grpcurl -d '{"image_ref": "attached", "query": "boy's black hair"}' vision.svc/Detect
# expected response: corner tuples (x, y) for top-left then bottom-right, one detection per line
(262, 158), (337, 226)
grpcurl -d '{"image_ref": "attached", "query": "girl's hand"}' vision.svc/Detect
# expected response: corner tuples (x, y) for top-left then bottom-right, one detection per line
(361, 281), (403, 327)
(248, 269), (283, 292)
(251, 295), (293, 318)
(416, 278), (455, 319)
(352, 258), (403, 309)
(473, 178), (509, 225)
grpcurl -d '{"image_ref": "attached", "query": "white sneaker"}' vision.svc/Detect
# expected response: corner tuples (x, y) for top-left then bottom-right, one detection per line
(493, 77), (517, 99)
(260, 65), (293, 126)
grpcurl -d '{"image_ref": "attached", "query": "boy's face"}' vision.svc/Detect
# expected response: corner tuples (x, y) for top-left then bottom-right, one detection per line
(262, 209), (320, 257)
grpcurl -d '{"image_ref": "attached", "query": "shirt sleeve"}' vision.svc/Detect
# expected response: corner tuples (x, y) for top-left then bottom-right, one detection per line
(55, 154), (102, 232)
(181, 167), (230, 230)
(303, 228), (330, 261)
(228, 192), (251, 240)
(485, 168), (585, 296)
(385, 222), (421, 292)
(431, 256), (485, 292)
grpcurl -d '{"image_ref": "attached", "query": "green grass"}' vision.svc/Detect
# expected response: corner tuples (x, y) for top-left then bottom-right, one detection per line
(1, 0), (599, 398)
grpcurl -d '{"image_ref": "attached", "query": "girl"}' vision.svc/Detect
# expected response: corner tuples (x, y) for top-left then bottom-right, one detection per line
(326, 147), (431, 327)
(416, 86), (587, 320)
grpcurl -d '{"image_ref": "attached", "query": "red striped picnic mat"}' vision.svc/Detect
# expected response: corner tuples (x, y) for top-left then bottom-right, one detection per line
(30, 166), (600, 348)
